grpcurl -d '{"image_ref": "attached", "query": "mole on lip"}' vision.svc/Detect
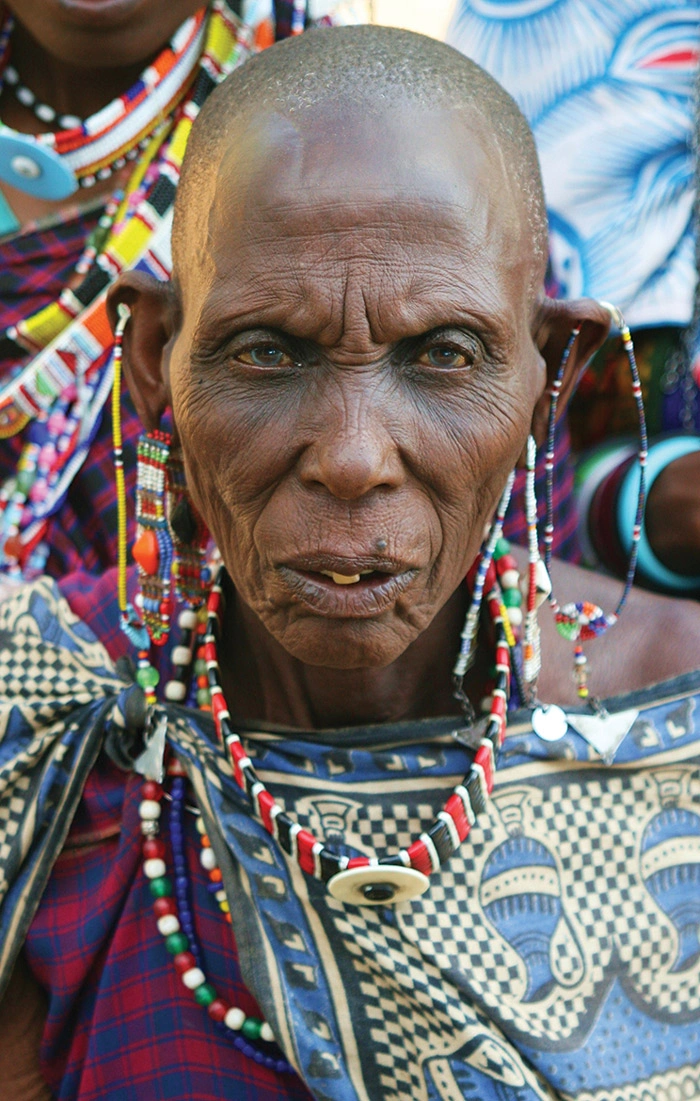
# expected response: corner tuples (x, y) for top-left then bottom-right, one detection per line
(376, 539), (388, 552)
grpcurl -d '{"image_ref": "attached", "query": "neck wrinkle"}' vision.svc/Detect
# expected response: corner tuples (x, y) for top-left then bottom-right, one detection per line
(218, 582), (473, 732)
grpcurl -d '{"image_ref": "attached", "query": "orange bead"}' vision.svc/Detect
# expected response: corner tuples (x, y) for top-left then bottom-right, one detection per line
(132, 529), (159, 574)
(3, 534), (22, 560)
(209, 868), (222, 883)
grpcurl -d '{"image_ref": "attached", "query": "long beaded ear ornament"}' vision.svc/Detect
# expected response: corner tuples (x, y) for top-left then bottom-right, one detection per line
(543, 304), (647, 700)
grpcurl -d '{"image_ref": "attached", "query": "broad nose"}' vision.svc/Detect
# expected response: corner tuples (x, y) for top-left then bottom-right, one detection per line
(298, 382), (405, 500)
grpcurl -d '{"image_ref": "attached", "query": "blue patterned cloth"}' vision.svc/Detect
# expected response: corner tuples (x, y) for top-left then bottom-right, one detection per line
(448, 1), (700, 330)
(1, 578), (699, 1099)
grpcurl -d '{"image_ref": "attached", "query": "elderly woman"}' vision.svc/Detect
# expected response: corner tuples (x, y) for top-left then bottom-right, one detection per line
(1, 26), (699, 1101)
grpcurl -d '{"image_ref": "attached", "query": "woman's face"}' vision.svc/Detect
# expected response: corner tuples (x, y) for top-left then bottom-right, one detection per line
(4, 0), (206, 67)
(167, 104), (546, 670)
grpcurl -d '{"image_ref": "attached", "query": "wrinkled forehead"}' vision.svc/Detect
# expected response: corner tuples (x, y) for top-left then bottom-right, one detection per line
(177, 101), (537, 332)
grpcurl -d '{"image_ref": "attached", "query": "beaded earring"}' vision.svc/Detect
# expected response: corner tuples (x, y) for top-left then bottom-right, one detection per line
(133, 429), (174, 646)
(543, 305), (647, 698)
(453, 469), (516, 719)
(522, 435), (551, 696)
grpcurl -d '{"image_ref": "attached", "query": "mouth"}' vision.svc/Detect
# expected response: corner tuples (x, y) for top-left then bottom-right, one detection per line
(277, 555), (420, 617)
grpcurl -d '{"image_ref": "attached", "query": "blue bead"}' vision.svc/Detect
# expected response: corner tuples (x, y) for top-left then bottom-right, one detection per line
(0, 132), (77, 200)
(176, 875), (188, 891)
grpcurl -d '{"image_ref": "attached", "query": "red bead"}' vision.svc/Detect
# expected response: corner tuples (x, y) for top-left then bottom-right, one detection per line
(496, 553), (518, 576)
(347, 856), (370, 869)
(297, 829), (318, 875)
(132, 529), (159, 574)
(173, 951), (197, 974)
(141, 780), (163, 801)
(142, 838), (166, 860)
(445, 793), (470, 842)
(207, 998), (229, 1022)
(204, 642), (217, 663)
(159, 599), (172, 616)
(258, 789), (275, 833)
(153, 896), (177, 917)
(406, 839), (433, 876)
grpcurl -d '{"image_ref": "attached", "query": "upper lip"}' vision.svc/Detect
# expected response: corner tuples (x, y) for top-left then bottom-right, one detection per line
(280, 554), (414, 576)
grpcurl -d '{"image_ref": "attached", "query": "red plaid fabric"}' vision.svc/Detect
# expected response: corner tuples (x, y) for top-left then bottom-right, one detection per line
(25, 569), (315, 1100)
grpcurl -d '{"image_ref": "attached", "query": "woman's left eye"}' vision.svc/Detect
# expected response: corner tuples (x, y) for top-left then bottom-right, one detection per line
(416, 345), (470, 370)
(237, 344), (295, 368)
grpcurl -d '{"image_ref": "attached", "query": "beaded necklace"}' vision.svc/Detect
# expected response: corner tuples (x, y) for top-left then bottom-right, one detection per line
(198, 557), (513, 907)
(0, 12), (206, 199)
(0, 2), (251, 577)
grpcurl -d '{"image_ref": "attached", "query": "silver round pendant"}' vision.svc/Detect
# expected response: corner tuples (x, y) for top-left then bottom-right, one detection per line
(531, 704), (569, 742)
(327, 865), (430, 906)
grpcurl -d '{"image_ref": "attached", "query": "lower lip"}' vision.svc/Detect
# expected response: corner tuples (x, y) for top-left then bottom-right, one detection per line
(57, 0), (146, 24)
(278, 568), (418, 617)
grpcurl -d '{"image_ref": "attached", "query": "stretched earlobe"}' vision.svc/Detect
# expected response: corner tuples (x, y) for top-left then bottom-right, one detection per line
(107, 271), (178, 434)
(530, 297), (611, 445)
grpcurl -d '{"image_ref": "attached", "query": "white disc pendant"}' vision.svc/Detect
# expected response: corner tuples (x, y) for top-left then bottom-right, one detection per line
(327, 865), (430, 906)
(531, 704), (568, 742)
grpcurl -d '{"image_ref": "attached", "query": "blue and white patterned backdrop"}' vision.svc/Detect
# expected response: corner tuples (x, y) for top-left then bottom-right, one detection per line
(448, 1), (700, 329)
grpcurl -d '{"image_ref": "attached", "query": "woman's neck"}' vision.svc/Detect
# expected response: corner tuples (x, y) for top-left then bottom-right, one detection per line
(2, 22), (151, 128)
(217, 583), (484, 730)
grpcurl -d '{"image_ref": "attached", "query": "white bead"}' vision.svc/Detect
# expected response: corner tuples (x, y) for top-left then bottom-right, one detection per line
(224, 1007), (245, 1031)
(195, 815), (207, 835)
(134, 592), (144, 609)
(500, 569), (519, 589)
(215, 889), (226, 903)
(164, 680), (187, 702)
(172, 646), (191, 667)
(143, 857), (167, 879)
(181, 967), (206, 990)
(139, 799), (161, 820)
(507, 606), (523, 627)
(156, 914), (180, 937)
(35, 103), (56, 123)
(178, 609), (198, 630)
(260, 1022), (275, 1043)
(200, 847), (217, 871)
(61, 114), (82, 129)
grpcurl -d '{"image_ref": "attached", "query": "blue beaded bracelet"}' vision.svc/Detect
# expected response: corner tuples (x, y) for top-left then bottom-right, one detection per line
(617, 434), (700, 594)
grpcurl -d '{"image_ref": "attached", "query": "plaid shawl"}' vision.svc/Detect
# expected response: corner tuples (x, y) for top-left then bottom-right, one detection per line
(2, 579), (699, 1100)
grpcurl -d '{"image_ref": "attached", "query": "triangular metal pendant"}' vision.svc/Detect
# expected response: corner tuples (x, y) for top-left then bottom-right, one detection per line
(565, 707), (639, 763)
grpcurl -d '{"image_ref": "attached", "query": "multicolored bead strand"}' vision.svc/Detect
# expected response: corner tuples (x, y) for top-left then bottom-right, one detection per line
(201, 565), (510, 888)
(139, 770), (291, 1073)
(133, 430), (173, 645)
(543, 307), (648, 694)
(453, 469), (515, 686)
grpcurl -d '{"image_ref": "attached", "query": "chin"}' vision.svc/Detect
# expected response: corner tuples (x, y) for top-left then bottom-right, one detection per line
(270, 617), (419, 671)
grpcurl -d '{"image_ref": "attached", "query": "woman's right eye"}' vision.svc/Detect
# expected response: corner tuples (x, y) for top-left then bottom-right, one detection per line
(236, 344), (295, 368)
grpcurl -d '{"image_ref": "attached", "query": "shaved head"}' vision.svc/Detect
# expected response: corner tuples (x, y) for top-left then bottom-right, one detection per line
(171, 24), (548, 288)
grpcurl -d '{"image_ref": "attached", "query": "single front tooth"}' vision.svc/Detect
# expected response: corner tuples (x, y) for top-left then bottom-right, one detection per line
(320, 570), (362, 584)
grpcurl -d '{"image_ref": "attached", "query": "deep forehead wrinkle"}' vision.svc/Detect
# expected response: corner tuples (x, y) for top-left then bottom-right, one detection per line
(182, 102), (533, 349)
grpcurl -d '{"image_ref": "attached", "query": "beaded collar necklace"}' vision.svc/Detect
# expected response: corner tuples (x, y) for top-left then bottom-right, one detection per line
(197, 562), (513, 907)
(0, 2), (250, 578)
(0, 11), (206, 201)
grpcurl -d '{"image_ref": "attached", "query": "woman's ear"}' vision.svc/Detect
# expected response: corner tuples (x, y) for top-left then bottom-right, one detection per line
(530, 297), (612, 446)
(106, 271), (178, 433)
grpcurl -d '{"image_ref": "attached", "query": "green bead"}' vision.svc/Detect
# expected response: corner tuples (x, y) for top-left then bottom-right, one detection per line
(149, 876), (173, 899)
(16, 469), (35, 495)
(165, 931), (189, 955)
(194, 658), (207, 676)
(194, 982), (217, 1007)
(502, 587), (522, 608)
(197, 687), (211, 707)
(242, 1017), (262, 1041)
(136, 664), (160, 689)
(36, 373), (56, 397)
(493, 537), (510, 561)
(556, 621), (579, 641)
